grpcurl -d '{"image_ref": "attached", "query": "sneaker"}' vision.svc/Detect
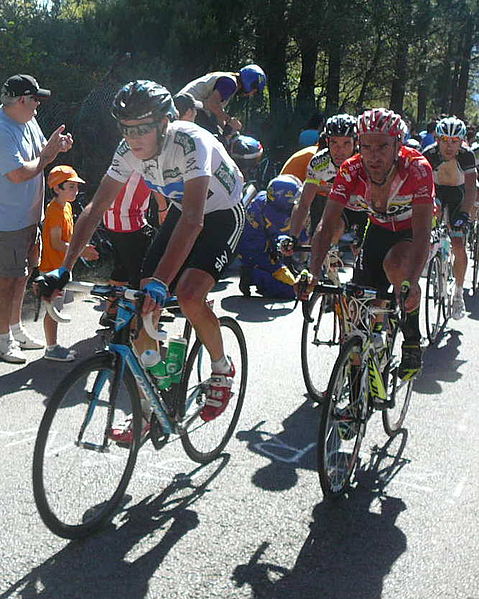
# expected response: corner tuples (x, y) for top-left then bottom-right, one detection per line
(108, 414), (151, 445)
(0, 339), (26, 364)
(12, 328), (44, 350)
(200, 363), (235, 422)
(451, 294), (466, 320)
(398, 342), (423, 381)
(44, 345), (76, 362)
(335, 405), (359, 441)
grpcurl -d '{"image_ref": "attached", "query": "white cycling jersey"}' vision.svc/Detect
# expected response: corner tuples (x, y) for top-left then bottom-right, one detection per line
(107, 120), (244, 213)
(305, 147), (339, 193)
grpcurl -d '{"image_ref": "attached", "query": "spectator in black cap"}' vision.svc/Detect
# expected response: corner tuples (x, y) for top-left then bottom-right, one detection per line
(0, 73), (74, 364)
(174, 92), (203, 122)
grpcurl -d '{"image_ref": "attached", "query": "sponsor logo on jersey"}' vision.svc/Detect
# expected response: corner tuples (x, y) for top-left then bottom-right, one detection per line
(117, 140), (130, 157)
(163, 167), (182, 179)
(214, 161), (236, 194)
(214, 250), (229, 272)
(174, 131), (196, 155)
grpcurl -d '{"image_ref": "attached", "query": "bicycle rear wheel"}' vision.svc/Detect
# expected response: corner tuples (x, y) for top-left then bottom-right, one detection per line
(317, 335), (368, 497)
(425, 253), (445, 344)
(32, 353), (141, 539)
(301, 291), (341, 401)
(180, 316), (247, 463)
(382, 325), (414, 436)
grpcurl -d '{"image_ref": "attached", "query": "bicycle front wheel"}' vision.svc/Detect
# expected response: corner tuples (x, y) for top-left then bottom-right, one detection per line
(301, 291), (341, 401)
(382, 326), (414, 436)
(317, 335), (368, 497)
(425, 253), (445, 344)
(32, 353), (142, 539)
(180, 316), (247, 463)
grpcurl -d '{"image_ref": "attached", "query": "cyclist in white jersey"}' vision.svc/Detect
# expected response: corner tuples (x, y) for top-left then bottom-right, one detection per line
(40, 80), (245, 440)
(288, 114), (366, 243)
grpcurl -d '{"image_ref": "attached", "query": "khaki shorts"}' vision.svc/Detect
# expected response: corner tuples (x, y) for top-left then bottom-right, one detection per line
(0, 225), (41, 278)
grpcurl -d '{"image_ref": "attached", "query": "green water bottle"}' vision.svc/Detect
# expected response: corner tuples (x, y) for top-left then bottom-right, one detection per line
(165, 337), (188, 384)
(141, 349), (171, 390)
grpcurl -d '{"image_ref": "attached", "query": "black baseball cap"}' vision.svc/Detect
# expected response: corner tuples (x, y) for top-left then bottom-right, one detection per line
(173, 92), (202, 115)
(1, 74), (51, 99)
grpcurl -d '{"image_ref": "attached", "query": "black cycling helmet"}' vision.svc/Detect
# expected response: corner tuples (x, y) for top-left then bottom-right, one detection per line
(325, 114), (357, 138)
(111, 80), (178, 122)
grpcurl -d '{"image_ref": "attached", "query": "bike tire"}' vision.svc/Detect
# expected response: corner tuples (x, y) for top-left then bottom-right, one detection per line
(425, 253), (445, 344)
(301, 291), (341, 401)
(382, 324), (414, 436)
(32, 353), (142, 539)
(317, 335), (367, 497)
(180, 316), (247, 463)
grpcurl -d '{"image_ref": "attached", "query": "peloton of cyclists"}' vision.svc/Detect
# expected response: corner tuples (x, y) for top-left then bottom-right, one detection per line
(40, 80), (246, 441)
(422, 116), (477, 319)
(282, 108), (434, 381)
(286, 114), (367, 243)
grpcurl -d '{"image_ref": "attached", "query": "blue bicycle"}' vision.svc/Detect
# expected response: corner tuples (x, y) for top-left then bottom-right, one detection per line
(32, 284), (247, 539)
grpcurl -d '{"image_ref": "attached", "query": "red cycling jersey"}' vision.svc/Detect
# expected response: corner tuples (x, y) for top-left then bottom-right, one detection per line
(329, 146), (434, 232)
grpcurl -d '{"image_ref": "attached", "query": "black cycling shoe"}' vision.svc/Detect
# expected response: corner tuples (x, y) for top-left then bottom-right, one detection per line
(239, 267), (252, 297)
(398, 342), (423, 381)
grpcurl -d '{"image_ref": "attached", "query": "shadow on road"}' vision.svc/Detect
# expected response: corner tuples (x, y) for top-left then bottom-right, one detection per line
(237, 399), (318, 491)
(415, 329), (465, 394)
(221, 294), (295, 323)
(0, 335), (104, 402)
(0, 455), (229, 599)
(232, 432), (409, 599)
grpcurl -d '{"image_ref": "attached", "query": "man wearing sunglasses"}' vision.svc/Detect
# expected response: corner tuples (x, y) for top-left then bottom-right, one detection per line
(42, 80), (245, 440)
(0, 74), (73, 364)
(423, 116), (477, 319)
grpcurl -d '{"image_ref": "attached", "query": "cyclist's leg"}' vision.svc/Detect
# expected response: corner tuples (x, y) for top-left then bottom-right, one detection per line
(383, 233), (423, 378)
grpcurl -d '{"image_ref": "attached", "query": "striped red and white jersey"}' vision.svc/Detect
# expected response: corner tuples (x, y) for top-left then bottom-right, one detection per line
(103, 171), (151, 232)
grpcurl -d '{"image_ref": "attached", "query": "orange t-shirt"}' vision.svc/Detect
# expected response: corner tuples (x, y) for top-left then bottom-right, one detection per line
(40, 200), (73, 272)
(280, 145), (317, 182)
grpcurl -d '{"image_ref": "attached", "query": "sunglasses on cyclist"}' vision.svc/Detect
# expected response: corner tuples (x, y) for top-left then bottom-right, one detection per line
(437, 135), (462, 143)
(118, 121), (159, 138)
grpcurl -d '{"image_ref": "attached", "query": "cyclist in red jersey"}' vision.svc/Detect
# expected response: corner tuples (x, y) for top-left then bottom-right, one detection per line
(285, 108), (434, 379)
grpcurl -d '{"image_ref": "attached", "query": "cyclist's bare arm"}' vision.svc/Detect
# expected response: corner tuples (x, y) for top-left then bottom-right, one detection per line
(63, 174), (124, 270)
(408, 203), (433, 285)
(204, 90), (240, 130)
(289, 181), (319, 238)
(310, 200), (345, 280)
(148, 176), (209, 286)
(463, 171), (477, 215)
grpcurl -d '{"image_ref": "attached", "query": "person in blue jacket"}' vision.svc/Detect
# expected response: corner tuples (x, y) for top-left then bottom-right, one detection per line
(237, 174), (306, 299)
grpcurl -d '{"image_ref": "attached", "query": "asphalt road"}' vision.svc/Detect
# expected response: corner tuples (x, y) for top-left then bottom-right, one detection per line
(1, 263), (478, 599)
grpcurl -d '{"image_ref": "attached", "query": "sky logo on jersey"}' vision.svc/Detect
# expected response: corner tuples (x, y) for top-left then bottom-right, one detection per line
(214, 250), (229, 272)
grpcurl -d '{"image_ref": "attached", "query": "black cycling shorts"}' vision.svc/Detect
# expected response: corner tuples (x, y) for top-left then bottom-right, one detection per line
(107, 225), (154, 288)
(352, 223), (413, 292)
(142, 204), (245, 286)
(435, 185), (464, 225)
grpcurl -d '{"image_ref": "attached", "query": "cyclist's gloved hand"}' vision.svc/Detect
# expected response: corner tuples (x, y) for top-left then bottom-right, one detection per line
(142, 278), (168, 308)
(277, 234), (297, 254)
(452, 211), (470, 230)
(34, 267), (71, 298)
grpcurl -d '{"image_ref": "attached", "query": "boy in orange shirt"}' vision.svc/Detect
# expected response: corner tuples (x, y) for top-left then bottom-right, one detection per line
(40, 166), (97, 361)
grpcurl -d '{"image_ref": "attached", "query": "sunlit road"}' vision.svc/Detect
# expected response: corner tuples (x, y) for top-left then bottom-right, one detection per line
(1, 264), (478, 599)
